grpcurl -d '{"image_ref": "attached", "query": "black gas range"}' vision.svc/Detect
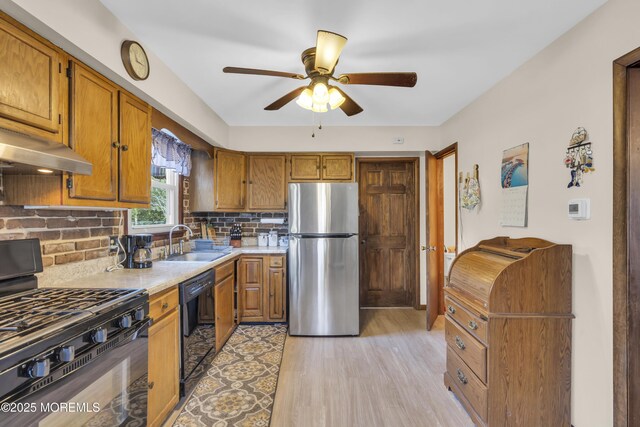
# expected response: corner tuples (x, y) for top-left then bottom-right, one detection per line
(0, 239), (150, 427)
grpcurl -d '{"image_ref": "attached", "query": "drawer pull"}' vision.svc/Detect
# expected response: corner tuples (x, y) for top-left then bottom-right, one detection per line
(161, 302), (169, 310)
(148, 381), (155, 389)
(468, 320), (478, 330)
(455, 336), (466, 350)
(447, 305), (456, 315)
(456, 369), (468, 385)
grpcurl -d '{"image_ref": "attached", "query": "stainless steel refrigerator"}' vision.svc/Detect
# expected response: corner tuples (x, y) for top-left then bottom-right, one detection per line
(288, 183), (359, 336)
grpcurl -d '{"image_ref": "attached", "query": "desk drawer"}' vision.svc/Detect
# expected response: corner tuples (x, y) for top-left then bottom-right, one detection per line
(215, 260), (235, 284)
(269, 256), (284, 268)
(149, 287), (179, 321)
(445, 317), (487, 383)
(447, 348), (488, 421)
(445, 296), (487, 343)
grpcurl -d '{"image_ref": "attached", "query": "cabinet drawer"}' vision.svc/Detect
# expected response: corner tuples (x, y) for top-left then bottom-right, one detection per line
(445, 296), (487, 343)
(215, 261), (235, 284)
(269, 256), (284, 268)
(445, 317), (487, 383)
(149, 287), (179, 321)
(447, 348), (488, 421)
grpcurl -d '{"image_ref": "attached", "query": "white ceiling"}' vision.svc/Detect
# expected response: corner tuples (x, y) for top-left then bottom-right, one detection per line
(101, 0), (606, 127)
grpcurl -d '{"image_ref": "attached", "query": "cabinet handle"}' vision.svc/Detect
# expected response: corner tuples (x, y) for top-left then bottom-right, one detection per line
(455, 336), (466, 350)
(148, 381), (155, 389)
(468, 320), (478, 330)
(447, 305), (456, 315)
(121, 145), (129, 151)
(112, 142), (120, 149)
(161, 302), (168, 310)
(456, 369), (468, 385)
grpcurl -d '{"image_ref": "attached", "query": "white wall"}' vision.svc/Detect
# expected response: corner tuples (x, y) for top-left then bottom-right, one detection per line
(440, 0), (640, 424)
(0, 0), (229, 147)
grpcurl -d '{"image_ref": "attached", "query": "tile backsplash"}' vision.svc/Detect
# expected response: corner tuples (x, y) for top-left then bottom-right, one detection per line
(192, 212), (289, 238)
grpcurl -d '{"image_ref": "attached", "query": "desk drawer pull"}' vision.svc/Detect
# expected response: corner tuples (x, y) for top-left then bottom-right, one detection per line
(455, 336), (466, 350)
(161, 302), (169, 310)
(447, 305), (456, 315)
(468, 320), (478, 330)
(456, 369), (468, 385)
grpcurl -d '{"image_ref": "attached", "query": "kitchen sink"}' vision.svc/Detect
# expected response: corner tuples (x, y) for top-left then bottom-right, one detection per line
(165, 252), (227, 262)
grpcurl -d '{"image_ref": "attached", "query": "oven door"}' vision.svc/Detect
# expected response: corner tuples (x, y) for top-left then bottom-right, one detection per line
(0, 320), (150, 427)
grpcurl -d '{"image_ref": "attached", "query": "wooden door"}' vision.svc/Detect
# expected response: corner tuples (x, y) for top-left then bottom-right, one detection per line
(358, 160), (417, 307)
(268, 266), (285, 321)
(0, 14), (63, 139)
(238, 257), (264, 320)
(148, 307), (180, 427)
(119, 92), (151, 204)
(69, 62), (118, 201)
(425, 151), (439, 330)
(215, 149), (246, 210)
(248, 154), (286, 210)
(215, 274), (235, 351)
(290, 154), (321, 180)
(322, 154), (354, 180)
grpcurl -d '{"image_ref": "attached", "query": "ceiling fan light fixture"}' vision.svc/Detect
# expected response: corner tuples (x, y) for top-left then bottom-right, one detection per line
(328, 87), (345, 110)
(296, 88), (314, 110)
(312, 82), (329, 104)
(315, 30), (347, 74)
(311, 102), (328, 113)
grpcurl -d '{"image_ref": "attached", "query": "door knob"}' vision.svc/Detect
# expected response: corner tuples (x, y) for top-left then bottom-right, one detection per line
(421, 245), (437, 251)
(420, 245), (426, 251)
(361, 240), (366, 244)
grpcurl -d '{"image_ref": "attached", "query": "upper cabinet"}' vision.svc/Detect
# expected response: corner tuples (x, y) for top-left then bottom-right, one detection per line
(118, 92), (151, 204)
(214, 148), (246, 211)
(322, 154), (354, 181)
(290, 154), (321, 180)
(0, 13), (65, 142)
(289, 153), (354, 182)
(248, 154), (286, 211)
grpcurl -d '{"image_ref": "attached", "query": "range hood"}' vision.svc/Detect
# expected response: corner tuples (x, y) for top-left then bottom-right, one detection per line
(0, 129), (92, 175)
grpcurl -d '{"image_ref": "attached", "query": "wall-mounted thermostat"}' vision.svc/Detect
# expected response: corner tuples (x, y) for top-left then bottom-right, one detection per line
(568, 198), (590, 220)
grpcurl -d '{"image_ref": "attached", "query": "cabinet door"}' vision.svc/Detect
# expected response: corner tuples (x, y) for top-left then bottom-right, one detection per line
(119, 92), (151, 204)
(290, 154), (321, 180)
(69, 62), (118, 201)
(322, 154), (354, 181)
(215, 274), (235, 351)
(215, 149), (246, 210)
(248, 155), (286, 210)
(198, 288), (215, 323)
(148, 307), (180, 427)
(238, 257), (264, 320)
(0, 14), (63, 138)
(268, 267), (285, 321)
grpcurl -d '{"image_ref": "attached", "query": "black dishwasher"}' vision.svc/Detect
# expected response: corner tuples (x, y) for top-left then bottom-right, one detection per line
(178, 269), (216, 397)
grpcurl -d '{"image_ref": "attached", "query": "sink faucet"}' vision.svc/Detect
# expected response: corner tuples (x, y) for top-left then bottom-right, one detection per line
(169, 224), (194, 256)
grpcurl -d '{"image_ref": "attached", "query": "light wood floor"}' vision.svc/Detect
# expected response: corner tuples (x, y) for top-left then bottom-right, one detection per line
(271, 309), (474, 427)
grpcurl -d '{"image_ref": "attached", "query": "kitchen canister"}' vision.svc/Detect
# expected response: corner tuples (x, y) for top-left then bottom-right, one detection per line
(268, 231), (278, 247)
(258, 233), (268, 247)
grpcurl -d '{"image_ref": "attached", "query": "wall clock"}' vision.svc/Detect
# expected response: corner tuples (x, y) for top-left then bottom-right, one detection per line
(121, 40), (150, 81)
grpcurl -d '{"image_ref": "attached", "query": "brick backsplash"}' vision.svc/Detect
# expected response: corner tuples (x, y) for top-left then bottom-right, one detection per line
(0, 206), (121, 267)
(192, 211), (288, 238)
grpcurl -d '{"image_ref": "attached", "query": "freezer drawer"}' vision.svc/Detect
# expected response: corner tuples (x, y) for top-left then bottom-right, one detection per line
(288, 183), (358, 235)
(289, 235), (359, 336)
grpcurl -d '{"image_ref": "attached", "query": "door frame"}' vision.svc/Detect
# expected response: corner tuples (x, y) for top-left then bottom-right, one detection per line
(434, 143), (458, 315)
(613, 46), (640, 426)
(356, 157), (421, 309)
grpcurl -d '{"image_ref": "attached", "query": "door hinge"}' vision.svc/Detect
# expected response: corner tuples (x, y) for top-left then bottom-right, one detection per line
(66, 178), (73, 189)
(66, 67), (72, 78)
(58, 114), (62, 125)
(58, 63), (62, 73)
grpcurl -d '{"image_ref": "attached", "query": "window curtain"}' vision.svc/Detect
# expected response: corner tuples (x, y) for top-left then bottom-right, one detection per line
(151, 128), (192, 176)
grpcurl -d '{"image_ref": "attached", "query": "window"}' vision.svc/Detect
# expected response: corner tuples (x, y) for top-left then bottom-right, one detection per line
(128, 167), (180, 233)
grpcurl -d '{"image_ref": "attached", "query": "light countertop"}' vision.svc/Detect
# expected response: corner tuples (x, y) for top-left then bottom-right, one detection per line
(42, 246), (287, 296)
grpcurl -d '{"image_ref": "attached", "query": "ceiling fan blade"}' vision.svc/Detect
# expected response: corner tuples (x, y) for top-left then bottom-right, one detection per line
(314, 30), (347, 74)
(264, 86), (307, 111)
(337, 72), (417, 87)
(223, 67), (306, 80)
(334, 88), (363, 116)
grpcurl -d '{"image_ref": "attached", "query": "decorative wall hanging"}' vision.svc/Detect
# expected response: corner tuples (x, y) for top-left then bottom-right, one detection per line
(459, 164), (481, 210)
(564, 127), (595, 188)
(500, 143), (529, 227)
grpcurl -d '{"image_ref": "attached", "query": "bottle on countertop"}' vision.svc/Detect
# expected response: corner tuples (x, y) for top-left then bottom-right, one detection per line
(230, 223), (242, 248)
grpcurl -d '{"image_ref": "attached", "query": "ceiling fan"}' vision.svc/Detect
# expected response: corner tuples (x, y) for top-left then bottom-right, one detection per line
(223, 30), (418, 117)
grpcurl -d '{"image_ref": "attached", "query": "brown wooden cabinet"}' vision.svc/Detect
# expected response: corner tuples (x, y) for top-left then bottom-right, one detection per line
(289, 153), (354, 182)
(148, 287), (180, 427)
(248, 154), (287, 211)
(0, 12), (65, 142)
(118, 92), (152, 203)
(214, 260), (236, 351)
(238, 255), (286, 323)
(290, 154), (322, 180)
(444, 237), (573, 427)
(321, 154), (354, 180)
(214, 148), (246, 211)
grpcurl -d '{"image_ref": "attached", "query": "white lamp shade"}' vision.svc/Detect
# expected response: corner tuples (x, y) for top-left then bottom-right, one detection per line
(296, 88), (313, 110)
(315, 30), (347, 74)
(328, 87), (346, 110)
(311, 102), (328, 113)
(312, 82), (329, 104)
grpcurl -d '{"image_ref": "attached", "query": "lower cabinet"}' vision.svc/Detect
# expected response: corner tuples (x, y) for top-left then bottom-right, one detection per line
(148, 287), (180, 427)
(214, 260), (236, 351)
(238, 255), (286, 323)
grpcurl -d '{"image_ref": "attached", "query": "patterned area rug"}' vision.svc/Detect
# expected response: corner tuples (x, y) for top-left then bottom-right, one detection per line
(173, 325), (287, 427)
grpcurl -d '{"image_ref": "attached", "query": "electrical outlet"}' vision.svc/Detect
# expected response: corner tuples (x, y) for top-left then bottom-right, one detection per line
(109, 236), (119, 255)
